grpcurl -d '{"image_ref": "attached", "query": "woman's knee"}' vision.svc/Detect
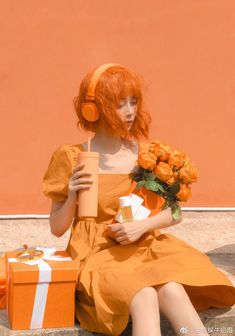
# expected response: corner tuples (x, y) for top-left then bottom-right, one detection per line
(131, 286), (158, 302)
(130, 287), (158, 315)
(155, 281), (186, 301)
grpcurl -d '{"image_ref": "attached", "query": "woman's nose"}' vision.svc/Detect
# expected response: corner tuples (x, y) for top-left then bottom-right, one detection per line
(125, 101), (134, 114)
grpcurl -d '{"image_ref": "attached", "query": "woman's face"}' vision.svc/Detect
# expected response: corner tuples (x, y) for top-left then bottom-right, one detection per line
(116, 96), (137, 130)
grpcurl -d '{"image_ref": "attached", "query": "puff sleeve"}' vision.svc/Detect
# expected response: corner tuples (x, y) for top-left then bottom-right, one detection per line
(42, 144), (79, 202)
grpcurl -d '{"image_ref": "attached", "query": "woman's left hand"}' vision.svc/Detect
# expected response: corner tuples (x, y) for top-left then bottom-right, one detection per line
(106, 221), (146, 245)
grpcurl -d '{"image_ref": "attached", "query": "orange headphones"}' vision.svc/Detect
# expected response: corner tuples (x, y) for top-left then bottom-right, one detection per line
(81, 63), (121, 122)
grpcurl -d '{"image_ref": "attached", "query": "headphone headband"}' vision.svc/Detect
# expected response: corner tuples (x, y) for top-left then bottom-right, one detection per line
(86, 63), (121, 100)
(81, 63), (122, 122)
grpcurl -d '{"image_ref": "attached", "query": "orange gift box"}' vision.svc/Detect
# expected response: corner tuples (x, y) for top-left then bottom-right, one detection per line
(0, 255), (6, 309)
(5, 250), (79, 330)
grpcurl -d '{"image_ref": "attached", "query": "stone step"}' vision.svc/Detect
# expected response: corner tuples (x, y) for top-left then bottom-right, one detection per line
(1, 253), (234, 336)
(1, 308), (234, 335)
(0, 213), (235, 335)
(1, 304), (235, 336)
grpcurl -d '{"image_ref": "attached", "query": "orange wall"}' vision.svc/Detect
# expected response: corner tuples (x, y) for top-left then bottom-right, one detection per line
(0, 0), (235, 214)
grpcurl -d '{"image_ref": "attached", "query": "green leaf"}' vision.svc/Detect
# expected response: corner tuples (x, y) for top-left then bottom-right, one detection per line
(144, 172), (156, 181)
(171, 203), (182, 221)
(144, 180), (157, 191)
(144, 181), (154, 190)
(136, 180), (145, 189)
(154, 182), (165, 193)
(161, 199), (169, 210)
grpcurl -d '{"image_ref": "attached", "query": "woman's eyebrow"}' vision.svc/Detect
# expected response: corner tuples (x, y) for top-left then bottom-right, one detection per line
(120, 96), (136, 101)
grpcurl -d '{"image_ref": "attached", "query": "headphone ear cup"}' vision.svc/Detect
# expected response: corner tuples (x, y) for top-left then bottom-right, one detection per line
(81, 102), (99, 122)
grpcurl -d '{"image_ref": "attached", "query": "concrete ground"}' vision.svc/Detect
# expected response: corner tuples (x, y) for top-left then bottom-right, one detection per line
(0, 212), (234, 254)
(0, 212), (235, 335)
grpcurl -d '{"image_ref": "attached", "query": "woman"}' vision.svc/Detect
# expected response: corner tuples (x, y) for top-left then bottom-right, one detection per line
(43, 64), (235, 336)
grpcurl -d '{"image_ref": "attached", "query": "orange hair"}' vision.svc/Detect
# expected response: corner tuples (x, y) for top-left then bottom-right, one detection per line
(73, 65), (151, 140)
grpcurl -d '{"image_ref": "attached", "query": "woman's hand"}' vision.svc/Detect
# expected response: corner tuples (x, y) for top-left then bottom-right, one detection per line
(106, 221), (146, 245)
(68, 163), (94, 199)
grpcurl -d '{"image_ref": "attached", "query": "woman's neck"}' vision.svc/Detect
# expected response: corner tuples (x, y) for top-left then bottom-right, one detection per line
(90, 130), (137, 154)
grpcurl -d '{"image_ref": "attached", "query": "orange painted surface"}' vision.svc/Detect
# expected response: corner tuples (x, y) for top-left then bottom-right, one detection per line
(0, 1), (234, 214)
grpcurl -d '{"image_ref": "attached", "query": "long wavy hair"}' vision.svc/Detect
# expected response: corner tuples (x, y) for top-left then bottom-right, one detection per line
(73, 65), (151, 141)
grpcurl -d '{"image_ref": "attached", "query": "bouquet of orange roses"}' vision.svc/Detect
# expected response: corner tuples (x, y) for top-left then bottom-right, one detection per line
(130, 140), (199, 220)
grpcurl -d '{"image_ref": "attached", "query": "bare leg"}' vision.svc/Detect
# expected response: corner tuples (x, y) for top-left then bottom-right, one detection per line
(129, 287), (161, 336)
(154, 282), (209, 336)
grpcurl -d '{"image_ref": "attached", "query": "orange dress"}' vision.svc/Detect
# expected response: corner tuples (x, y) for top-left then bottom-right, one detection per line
(42, 143), (235, 336)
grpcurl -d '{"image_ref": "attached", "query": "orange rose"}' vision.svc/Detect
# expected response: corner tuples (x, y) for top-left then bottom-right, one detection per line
(138, 150), (157, 170)
(166, 176), (176, 185)
(179, 162), (199, 184)
(176, 183), (192, 201)
(173, 171), (179, 180)
(168, 150), (186, 168)
(149, 141), (172, 161)
(149, 140), (160, 155)
(184, 155), (190, 165)
(157, 144), (172, 161)
(153, 162), (172, 182)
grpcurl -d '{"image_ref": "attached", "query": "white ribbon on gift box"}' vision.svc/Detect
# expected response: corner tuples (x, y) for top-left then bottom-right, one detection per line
(8, 247), (72, 329)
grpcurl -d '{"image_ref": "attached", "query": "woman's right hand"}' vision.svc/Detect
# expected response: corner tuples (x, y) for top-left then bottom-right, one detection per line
(68, 163), (94, 198)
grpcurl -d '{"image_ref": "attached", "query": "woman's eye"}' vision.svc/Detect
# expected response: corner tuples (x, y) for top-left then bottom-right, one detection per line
(131, 99), (137, 105)
(117, 98), (137, 108)
(118, 98), (138, 109)
(118, 102), (125, 108)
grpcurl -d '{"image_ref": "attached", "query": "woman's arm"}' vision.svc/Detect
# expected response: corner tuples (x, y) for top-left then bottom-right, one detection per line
(49, 162), (94, 237)
(49, 192), (77, 237)
(143, 206), (183, 233)
(108, 206), (183, 245)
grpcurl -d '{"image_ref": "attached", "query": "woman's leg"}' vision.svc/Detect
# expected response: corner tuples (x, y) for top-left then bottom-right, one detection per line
(154, 282), (209, 336)
(129, 286), (161, 336)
